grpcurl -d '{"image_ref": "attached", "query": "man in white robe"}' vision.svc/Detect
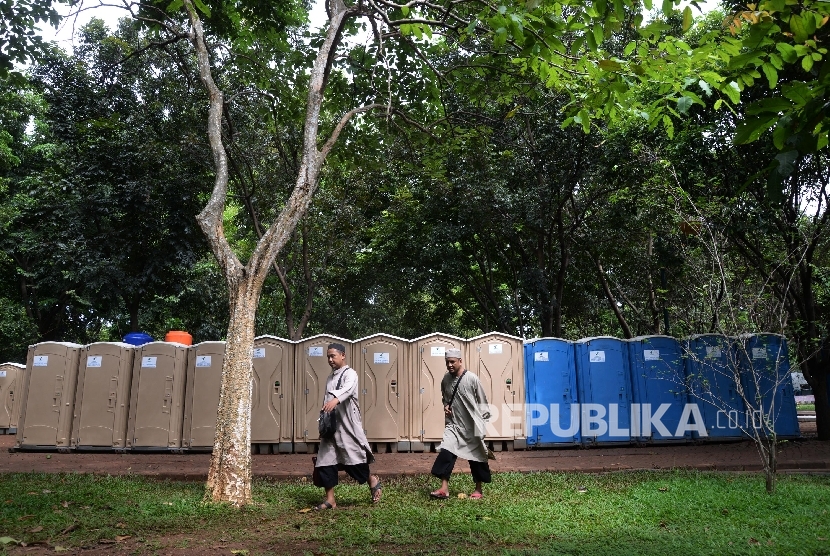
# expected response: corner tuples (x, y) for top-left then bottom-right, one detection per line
(429, 348), (492, 500)
(313, 343), (382, 510)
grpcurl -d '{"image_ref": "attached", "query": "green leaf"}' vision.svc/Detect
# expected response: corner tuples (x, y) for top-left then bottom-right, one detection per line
(644, 0), (653, 10)
(598, 59), (622, 70)
(166, 0), (183, 13)
(698, 79), (712, 96)
(776, 43), (798, 63)
(682, 6), (693, 31)
(772, 116), (791, 149)
(734, 115), (777, 144)
(723, 81), (741, 104)
(401, 5), (410, 16)
(593, 23), (604, 46)
(191, 0), (211, 17)
(762, 63), (778, 88)
(802, 54), (814, 71)
(745, 97), (793, 115)
(790, 14), (808, 43)
(662, 0), (673, 17)
(662, 114), (675, 138)
(677, 95), (693, 114)
(623, 41), (636, 56)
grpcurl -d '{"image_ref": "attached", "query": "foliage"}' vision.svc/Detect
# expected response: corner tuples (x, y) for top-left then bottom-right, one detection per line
(0, 0), (60, 79)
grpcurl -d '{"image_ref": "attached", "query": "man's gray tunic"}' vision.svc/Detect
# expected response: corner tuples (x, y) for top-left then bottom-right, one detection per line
(315, 365), (374, 467)
(439, 370), (490, 462)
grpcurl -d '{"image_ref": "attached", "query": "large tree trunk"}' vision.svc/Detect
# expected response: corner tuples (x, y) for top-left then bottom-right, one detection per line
(182, 0), (372, 505)
(205, 280), (259, 504)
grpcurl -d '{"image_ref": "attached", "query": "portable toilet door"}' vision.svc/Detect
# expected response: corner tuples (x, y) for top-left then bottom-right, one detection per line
(126, 342), (189, 450)
(0, 362), (25, 434)
(409, 333), (466, 452)
(523, 338), (580, 447)
(684, 334), (746, 441)
(575, 337), (632, 446)
(466, 332), (525, 450)
(627, 336), (690, 443)
(15, 342), (83, 450)
(181, 341), (225, 451)
(355, 334), (409, 453)
(738, 334), (800, 439)
(294, 335), (353, 454)
(71, 343), (135, 450)
(251, 336), (295, 454)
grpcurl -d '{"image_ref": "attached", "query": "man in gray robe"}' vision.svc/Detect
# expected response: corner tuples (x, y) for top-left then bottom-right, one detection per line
(429, 348), (492, 500)
(313, 343), (382, 510)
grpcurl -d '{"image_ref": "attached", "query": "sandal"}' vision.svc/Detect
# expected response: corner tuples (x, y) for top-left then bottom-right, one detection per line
(312, 501), (335, 511)
(469, 491), (483, 499)
(429, 490), (450, 500)
(370, 476), (383, 504)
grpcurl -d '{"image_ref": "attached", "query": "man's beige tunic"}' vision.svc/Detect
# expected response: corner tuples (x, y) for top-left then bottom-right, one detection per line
(315, 365), (374, 467)
(439, 370), (489, 462)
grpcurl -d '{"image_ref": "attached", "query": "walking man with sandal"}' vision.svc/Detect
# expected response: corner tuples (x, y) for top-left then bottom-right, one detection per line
(429, 348), (493, 500)
(312, 343), (382, 510)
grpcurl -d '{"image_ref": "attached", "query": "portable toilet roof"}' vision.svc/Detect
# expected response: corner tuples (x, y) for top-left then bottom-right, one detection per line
(354, 332), (409, 343)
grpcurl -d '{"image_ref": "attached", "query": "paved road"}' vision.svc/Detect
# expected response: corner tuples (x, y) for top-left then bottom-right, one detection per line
(2, 428), (828, 481)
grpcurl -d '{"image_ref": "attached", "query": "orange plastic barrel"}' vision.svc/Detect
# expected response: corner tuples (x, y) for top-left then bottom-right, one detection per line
(165, 330), (193, 345)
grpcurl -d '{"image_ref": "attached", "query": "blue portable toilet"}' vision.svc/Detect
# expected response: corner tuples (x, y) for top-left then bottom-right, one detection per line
(575, 337), (632, 445)
(123, 332), (153, 346)
(684, 334), (747, 440)
(738, 334), (800, 439)
(627, 336), (691, 443)
(523, 338), (580, 447)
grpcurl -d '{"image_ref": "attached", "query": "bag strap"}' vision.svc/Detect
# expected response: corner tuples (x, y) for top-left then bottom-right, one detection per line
(447, 370), (467, 408)
(334, 367), (348, 390)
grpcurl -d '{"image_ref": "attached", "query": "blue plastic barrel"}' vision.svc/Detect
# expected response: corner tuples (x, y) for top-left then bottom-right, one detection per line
(575, 336), (632, 445)
(627, 336), (691, 443)
(122, 332), (153, 346)
(738, 334), (800, 439)
(523, 338), (580, 447)
(684, 334), (747, 440)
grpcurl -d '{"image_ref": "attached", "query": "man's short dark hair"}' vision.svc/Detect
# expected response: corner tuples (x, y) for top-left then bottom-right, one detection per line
(328, 343), (347, 354)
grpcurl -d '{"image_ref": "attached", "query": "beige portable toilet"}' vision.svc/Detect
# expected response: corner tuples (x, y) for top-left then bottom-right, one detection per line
(15, 342), (83, 451)
(354, 334), (409, 453)
(251, 335), (295, 454)
(181, 341), (225, 451)
(126, 341), (188, 451)
(294, 335), (353, 453)
(0, 362), (25, 433)
(409, 333), (466, 452)
(466, 332), (526, 450)
(71, 343), (135, 450)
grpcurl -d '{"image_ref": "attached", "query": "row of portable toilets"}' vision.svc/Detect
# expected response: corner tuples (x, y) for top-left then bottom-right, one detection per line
(0, 332), (801, 454)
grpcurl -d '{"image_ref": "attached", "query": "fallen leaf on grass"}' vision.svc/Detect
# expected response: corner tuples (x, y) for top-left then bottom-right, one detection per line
(61, 501), (70, 508)
(18, 515), (35, 520)
(54, 546), (69, 552)
(60, 524), (77, 535)
(0, 537), (21, 546)
(42, 490), (51, 494)
(457, 493), (467, 499)
(28, 526), (43, 533)
(230, 550), (249, 555)
(297, 508), (311, 514)
(115, 535), (131, 542)
(115, 523), (126, 528)
(818, 537), (827, 541)
(749, 538), (760, 546)
(99, 539), (116, 544)
(658, 487), (668, 492)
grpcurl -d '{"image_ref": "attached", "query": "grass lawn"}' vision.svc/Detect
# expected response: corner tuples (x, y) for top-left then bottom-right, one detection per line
(1, 471), (829, 555)
(797, 404), (816, 411)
